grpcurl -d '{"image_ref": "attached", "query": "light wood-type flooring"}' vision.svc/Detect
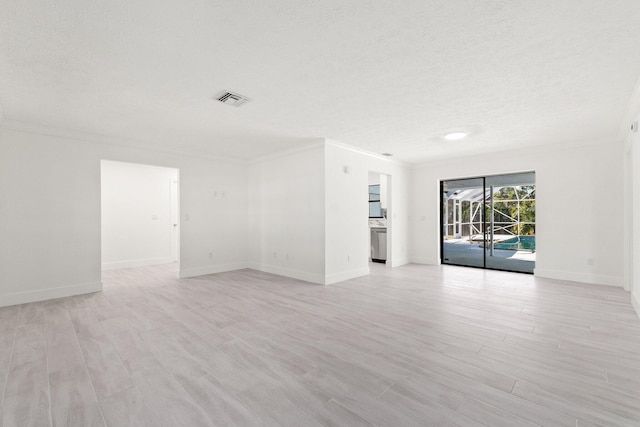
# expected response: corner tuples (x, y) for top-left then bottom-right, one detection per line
(1, 263), (640, 426)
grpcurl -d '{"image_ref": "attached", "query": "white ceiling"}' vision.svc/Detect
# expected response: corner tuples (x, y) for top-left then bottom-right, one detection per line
(1, 0), (640, 163)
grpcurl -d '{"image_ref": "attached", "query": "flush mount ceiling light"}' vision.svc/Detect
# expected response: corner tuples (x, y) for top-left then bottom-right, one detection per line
(214, 90), (251, 107)
(429, 126), (481, 143)
(443, 132), (468, 141)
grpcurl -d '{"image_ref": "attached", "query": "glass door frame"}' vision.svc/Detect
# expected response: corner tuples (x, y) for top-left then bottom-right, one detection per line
(440, 177), (487, 269)
(440, 172), (535, 274)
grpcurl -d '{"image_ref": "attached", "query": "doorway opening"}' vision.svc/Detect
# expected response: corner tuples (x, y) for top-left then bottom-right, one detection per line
(369, 172), (390, 265)
(101, 160), (179, 273)
(440, 171), (535, 274)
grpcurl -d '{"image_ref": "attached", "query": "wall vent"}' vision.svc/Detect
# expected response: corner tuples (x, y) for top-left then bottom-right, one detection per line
(214, 90), (251, 107)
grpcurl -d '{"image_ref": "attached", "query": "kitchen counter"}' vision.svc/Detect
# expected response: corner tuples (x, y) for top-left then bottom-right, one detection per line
(369, 219), (387, 228)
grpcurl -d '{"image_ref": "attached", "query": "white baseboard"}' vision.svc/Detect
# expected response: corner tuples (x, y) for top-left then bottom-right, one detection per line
(247, 262), (325, 285)
(0, 281), (103, 308)
(389, 257), (409, 268)
(102, 256), (174, 271)
(409, 257), (439, 265)
(534, 269), (623, 287)
(632, 292), (640, 319)
(178, 262), (249, 279)
(325, 267), (370, 285)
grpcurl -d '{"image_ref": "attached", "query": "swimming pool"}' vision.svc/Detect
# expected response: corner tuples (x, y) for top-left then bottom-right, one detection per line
(493, 236), (535, 251)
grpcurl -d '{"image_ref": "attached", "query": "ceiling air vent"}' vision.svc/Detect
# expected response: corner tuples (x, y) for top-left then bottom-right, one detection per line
(214, 90), (251, 107)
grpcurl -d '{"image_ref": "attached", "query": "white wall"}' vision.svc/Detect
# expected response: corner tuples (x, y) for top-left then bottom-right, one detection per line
(368, 172), (380, 185)
(248, 140), (410, 286)
(101, 160), (178, 270)
(2, 125), (632, 310)
(248, 143), (326, 284)
(0, 127), (249, 307)
(325, 141), (410, 284)
(410, 141), (624, 287)
(369, 172), (389, 210)
(380, 174), (388, 210)
(0, 129), (102, 306)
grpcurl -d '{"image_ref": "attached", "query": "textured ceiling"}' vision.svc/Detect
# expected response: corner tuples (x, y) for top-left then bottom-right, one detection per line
(1, 0), (640, 163)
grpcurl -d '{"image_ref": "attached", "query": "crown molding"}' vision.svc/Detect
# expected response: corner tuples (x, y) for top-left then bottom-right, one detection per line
(0, 119), (248, 164)
(324, 139), (410, 168)
(248, 138), (326, 165)
(410, 135), (622, 170)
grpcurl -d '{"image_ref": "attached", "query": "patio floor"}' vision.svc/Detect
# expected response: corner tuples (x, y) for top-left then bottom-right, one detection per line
(443, 240), (535, 273)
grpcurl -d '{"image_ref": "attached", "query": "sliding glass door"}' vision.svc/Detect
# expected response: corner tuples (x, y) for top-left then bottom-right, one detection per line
(441, 177), (486, 268)
(441, 172), (535, 274)
(484, 173), (535, 273)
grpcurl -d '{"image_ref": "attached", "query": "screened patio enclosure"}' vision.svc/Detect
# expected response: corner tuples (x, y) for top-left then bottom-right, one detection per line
(441, 172), (535, 273)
